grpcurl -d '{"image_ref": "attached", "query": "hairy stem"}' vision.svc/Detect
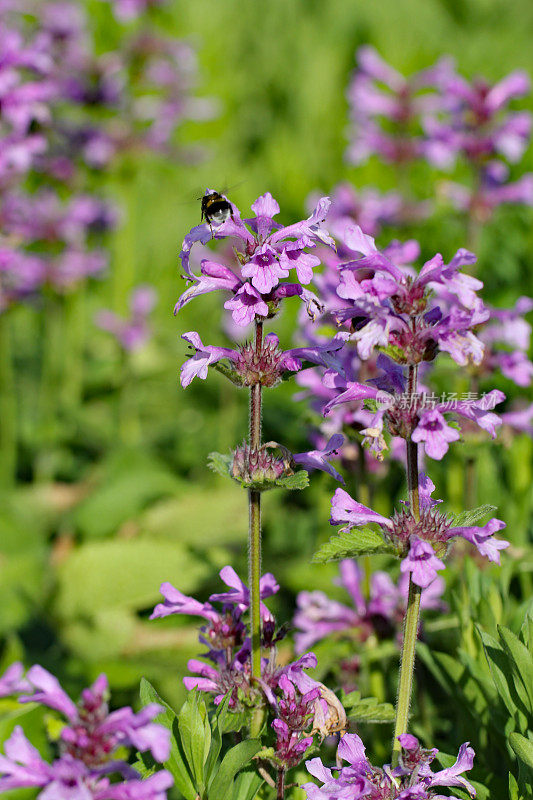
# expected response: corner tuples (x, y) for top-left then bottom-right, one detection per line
(249, 320), (263, 682)
(276, 767), (285, 800)
(392, 364), (422, 766)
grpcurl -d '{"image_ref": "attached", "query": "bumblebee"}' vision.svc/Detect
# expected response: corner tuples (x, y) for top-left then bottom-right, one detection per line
(200, 190), (233, 232)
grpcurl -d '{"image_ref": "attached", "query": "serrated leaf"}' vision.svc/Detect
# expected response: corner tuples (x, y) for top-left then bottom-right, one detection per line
(208, 452), (233, 478)
(275, 470), (309, 490)
(208, 740), (261, 800)
(312, 527), (394, 563)
(349, 702), (395, 724)
(139, 679), (197, 800)
(451, 504), (497, 527)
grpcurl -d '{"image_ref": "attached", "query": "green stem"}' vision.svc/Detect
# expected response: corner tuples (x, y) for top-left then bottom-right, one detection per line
(61, 287), (85, 413)
(0, 312), (17, 487)
(36, 296), (63, 482)
(392, 364), (422, 766)
(249, 320), (263, 683)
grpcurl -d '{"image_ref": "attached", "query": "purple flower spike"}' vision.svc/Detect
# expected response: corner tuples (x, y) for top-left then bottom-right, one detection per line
(401, 537), (446, 588)
(176, 192), (334, 325)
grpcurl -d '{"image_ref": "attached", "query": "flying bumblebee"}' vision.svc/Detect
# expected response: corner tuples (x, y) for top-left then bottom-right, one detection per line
(200, 189), (234, 234)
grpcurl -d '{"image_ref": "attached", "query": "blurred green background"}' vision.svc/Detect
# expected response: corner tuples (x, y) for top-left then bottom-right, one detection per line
(0, 0), (532, 794)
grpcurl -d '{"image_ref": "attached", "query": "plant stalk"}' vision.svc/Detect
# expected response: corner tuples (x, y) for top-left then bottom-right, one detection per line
(249, 319), (263, 682)
(276, 767), (285, 800)
(392, 364), (422, 766)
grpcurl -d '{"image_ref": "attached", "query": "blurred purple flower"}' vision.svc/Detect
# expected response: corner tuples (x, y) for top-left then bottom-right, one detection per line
(0, 726), (173, 799)
(293, 559), (445, 653)
(95, 285), (157, 351)
(347, 46), (454, 166)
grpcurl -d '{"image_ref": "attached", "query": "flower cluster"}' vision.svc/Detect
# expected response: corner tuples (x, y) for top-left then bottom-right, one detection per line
(303, 732), (476, 800)
(0, 663), (172, 799)
(331, 474), (508, 588)
(346, 46), (454, 167)
(177, 191), (333, 328)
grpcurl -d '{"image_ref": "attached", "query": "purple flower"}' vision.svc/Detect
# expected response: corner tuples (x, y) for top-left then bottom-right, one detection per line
(293, 434), (345, 483)
(400, 537), (446, 588)
(209, 565), (279, 622)
(223, 282), (269, 326)
(95, 285), (157, 351)
(302, 732), (475, 800)
(179, 332), (237, 387)
(329, 474), (508, 587)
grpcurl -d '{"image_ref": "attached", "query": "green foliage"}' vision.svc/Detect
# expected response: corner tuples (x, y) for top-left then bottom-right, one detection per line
(418, 566), (533, 798)
(312, 527), (396, 563)
(451, 504), (498, 527)
(340, 691), (395, 724)
(139, 680), (262, 800)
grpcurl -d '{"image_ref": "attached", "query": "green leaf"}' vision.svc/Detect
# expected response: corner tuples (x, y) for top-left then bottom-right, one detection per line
(451, 504), (497, 527)
(275, 470), (309, 490)
(498, 625), (533, 714)
(139, 679), (197, 800)
(508, 772), (519, 800)
(73, 453), (181, 538)
(312, 527), (395, 563)
(55, 539), (208, 616)
(509, 732), (533, 798)
(207, 451), (233, 478)
(231, 767), (264, 800)
(179, 690), (211, 794)
(208, 740), (262, 800)
(341, 693), (394, 724)
(509, 732), (533, 769)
